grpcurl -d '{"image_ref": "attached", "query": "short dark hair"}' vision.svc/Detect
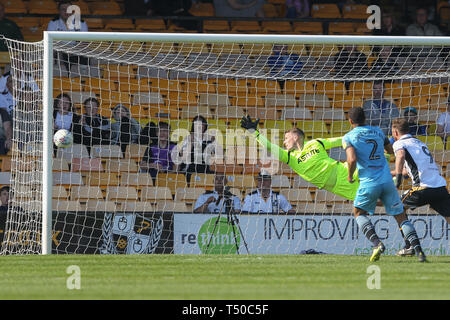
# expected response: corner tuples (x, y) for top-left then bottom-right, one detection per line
(83, 97), (100, 109)
(58, 1), (72, 10)
(158, 121), (170, 130)
(392, 118), (410, 135)
(0, 186), (10, 194)
(348, 107), (366, 125)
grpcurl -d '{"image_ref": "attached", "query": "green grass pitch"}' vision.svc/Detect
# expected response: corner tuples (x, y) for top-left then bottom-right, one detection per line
(0, 254), (449, 299)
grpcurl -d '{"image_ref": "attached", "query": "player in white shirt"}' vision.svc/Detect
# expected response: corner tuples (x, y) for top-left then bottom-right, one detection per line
(241, 173), (295, 214)
(392, 118), (450, 256)
(193, 173), (241, 214)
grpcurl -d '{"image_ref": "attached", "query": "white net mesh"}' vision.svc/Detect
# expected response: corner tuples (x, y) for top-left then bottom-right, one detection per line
(1, 34), (449, 255)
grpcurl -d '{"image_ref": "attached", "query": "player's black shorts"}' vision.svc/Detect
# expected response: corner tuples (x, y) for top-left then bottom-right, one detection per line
(402, 186), (450, 217)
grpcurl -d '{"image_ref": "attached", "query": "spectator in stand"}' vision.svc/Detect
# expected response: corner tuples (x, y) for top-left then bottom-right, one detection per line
(214, 0), (265, 18)
(14, 87), (42, 147)
(0, 107), (12, 155)
(241, 172), (295, 214)
(53, 93), (83, 145)
(373, 12), (404, 36)
(333, 45), (368, 78)
(369, 45), (400, 77)
(139, 121), (177, 183)
(150, 1), (198, 31)
(436, 98), (450, 149)
(0, 75), (14, 117)
(0, 3), (24, 52)
(0, 186), (10, 243)
(362, 80), (400, 136)
(178, 115), (215, 185)
(267, 44), (303, 91)
(139, 120), (158, 146)
(194, 172), (241, 213)
(47, 1), (89, 71)
(286, 0), (310, 18)
(110, 104), (141, 153)
(403, 107), (427, 136)
(77, 97), (111, 150)
(406, 7), (443, 36)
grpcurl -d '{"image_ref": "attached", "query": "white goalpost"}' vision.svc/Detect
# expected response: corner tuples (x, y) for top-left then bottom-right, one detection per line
(2, 32), (450, 255)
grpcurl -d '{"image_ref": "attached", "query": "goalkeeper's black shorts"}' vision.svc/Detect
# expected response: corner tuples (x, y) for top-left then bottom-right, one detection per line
(402, 186), (450, 217)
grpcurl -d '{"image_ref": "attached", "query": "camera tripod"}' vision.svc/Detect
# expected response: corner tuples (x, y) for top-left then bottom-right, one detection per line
(205, 192), (249, 255)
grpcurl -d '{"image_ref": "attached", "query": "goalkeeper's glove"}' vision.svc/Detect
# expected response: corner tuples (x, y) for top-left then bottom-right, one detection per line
(240, 115), (260, 133)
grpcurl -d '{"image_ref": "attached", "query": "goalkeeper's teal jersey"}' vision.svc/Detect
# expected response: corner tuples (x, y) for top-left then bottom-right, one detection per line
(253, 130), (343, 189)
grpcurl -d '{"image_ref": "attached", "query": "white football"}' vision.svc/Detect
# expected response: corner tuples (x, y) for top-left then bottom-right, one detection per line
(53, 129), (73, 148)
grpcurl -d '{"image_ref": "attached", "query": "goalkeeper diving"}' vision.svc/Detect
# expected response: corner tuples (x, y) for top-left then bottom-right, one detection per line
(240, 115), (360, 200)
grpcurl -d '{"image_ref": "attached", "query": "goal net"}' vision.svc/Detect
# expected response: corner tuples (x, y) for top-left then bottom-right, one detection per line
(1, 33), (449, 256)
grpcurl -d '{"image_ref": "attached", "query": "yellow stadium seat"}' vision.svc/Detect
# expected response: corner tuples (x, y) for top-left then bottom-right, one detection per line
(75, 0), (91, 15)
(135, 19), (166, 31)
(106, 186), (139, 201)
(53, 77), (83, 91)
(174, 187), (205, 203)
(385, 82), (413, 99)
(203, 20), (230, 32)
(249, 80), (282, 95)
(413, 83), (448, 97)
(2, 0), (27, 14)
(71, 158), (104, 172)
(85, 200), (118, 212)
(28, 0), (58, 14)
(90, 145), (123, 159)
(100, 91), (131, 106)
(190, 173), (215, 189)
(186, 80), (216, 94)
(118, 201), (154, 212)
(284, 81), (315, 95)
(104, 18), (135, 31)
(120, 172), (154, 187)
(292, 22), (323, 34)
(342, 4), (369, 19)
(84, 78), (117, 93)
(210, 43), (242, 55)
(53, 186), (69, 200)
(315, 81), (347, 96)
(261, 21), (292, 33)
(70, 186), (104, 200)
(125, 144), (148, 161)
(89, 1), (122, 15)
(156, 173), (187, 191)
(308, 44), (340, 57)
(56, 144), (90, 161)
(189, 2), (215, 16)
(280, 189), (313, 202)
(84, 18), (104, 30)
(84, 172), (120, 186)
(349, 82), (374, 98)
(234, 96), (265, 107)
(52, 200), (83, 212)
(156, 201), (190, 212)
(225, 174), (256, 189)
(9, 17), (40, 28)
(311, 3), (341, 19)
(105, 159), (138, 173)
(140, 186), (172, 201)
(313, 108), (347, 121)
(231, 21), (261, 33)
(215, 78), (248, 95)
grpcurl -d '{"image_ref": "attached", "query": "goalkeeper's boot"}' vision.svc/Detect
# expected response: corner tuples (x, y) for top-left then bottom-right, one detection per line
(396, 246), (415, 257)
(369, 242), (385, 262)
(416, 249), (427, 263)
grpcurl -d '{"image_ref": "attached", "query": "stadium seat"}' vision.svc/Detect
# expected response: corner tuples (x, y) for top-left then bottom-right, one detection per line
(231, 21), (261, 33)
(328, 22), (356, 35)
(225, 175), (256, 189)
(174, 187), (205, 203)
(249, 80), (282, 95)
(189, 2), (214, 16)
(140, 186), (172, 201)
(2, 0), (27, 14)
(265, 94), (297, 108)
(156, 173), (187, 191)
(215, 105), (245, 119)
(298, 94), (331, 109)
(75, 0), (91, 15)
(413, 83), (447, 97)
(283, 81), (315, 95)
(0, 157), (11, 172)
(28, 0), (58, 14)
(21, 26), (44, 42)
(53, 172), (84, 186)
(180, 105), (212, 119)
(234, 96), (265, 107)
(84, 18), (104, 30)
(295, 202), (329, 214)
(70, 186), (104, 200)
(271, 175), (291, 189)
(106, 186), (139, 201)
(292, 175), (316, 188)
(89, 1), (122, 15)
(135, 19), (166, 31)
(53, 186), (69, 199)
(246, 107), (277, 120)
(315, 81), (347, 96)
(105, 159), (138, 173)
(203, 20), (230, 33)
(215, 78), (249, 95)
(9, 17), (41, 28)
(84, 172), (120, 186)
(84, 78), (117, 93)
(190, 173), (215, 189)
(53, 158), (70, 171)
(314, 189), (348, 202)
(0, 172), (10, 185)
(349, 82), (374, 98)
(308, 44), (339, 57)
(280, 107), (313, 120)
(120, 172), (154, 187)
(71, 158), (104, 172)
(156, 201), (189, 212)
(199, 93), (230, 107)
(261, 21), (292, 33)
(313, 108), (347, 121)
(85, 200), (118, 212)
(90, 145), (123, 159)
(342, 4), (369, 19)
(296, 120), (328, 135)
(311, 3), (341, 18)
(385, 83), (413, 99)
(125, 144), (148, 161)
(53, 77), (83, 91)
(280, 189), (313, 202)
(118, 201), (155, 212)
(52, 200), (82, 212)
(104, 19), (135, 31)
(292, 22), (323, 34)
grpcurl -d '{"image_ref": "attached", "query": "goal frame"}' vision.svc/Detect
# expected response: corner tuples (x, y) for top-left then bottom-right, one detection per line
(41, 31), (450, 255)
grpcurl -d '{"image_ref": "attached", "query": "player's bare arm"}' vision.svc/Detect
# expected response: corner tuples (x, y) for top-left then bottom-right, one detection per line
(345, 146), (357, 183)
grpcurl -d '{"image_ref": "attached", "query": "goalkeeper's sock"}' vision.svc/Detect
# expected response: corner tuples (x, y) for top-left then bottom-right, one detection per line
(400, 228), (412, 249)
(400, 220), (422, 252)
(356, 215), (380, 247)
